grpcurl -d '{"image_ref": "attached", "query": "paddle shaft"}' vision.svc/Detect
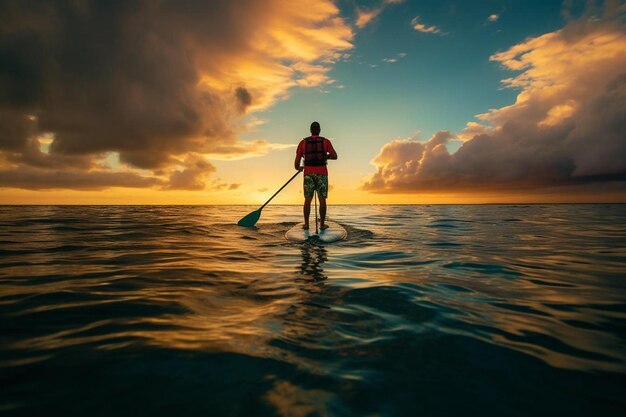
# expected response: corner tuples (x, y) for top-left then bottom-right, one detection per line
(314, 190), (318, 234)
(260, 170), (301, 210)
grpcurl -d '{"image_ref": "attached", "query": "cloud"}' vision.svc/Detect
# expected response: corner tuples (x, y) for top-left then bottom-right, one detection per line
(355, 0), (405, 28)
(0, 0), (352, 191)
(203, 140), (296, 161)
(363, 14), (626, 193)
(383, 52), (408, 64)
(487, 14), (499, 23)
(411, 16), (445, 35)
(235, 87), (253, 113)
(165, 155), (216, 191)
(4, 135), (96, 171)
(356, 7), (383, 28)
(207, 180), (241, 192)
(0, 167), (163, 191)
(457, 122), (490, 141)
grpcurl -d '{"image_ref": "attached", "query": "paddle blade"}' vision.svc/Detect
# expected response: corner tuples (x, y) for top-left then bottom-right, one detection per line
(237, 209), (262, 227)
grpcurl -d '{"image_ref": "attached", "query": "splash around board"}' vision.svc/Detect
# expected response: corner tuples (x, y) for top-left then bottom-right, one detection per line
(285, 221), (347, 243)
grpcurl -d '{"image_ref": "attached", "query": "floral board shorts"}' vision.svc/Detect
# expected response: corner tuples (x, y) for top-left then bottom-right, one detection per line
(303, 174), (328, 198)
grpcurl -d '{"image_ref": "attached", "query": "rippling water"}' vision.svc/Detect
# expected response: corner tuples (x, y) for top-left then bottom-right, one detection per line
(1, 205), (625, 416)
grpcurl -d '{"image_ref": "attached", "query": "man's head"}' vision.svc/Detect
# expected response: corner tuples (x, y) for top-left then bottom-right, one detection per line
(310, 121), (321, 136)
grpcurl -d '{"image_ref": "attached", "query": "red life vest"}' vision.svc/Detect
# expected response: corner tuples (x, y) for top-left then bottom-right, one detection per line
(303, 136), (327, 166)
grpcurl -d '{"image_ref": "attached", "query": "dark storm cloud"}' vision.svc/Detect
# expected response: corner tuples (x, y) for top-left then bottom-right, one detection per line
(0, 0), (352, 190)
(235, 87), (253, 113)
(0, 110), (36, 151)
(0, 0), (243, 160)
(7, 136), (95, 170)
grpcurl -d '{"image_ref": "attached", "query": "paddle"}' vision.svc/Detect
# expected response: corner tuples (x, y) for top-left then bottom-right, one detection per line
(237, 170), (302, 227)
(314, 190), (319, 234)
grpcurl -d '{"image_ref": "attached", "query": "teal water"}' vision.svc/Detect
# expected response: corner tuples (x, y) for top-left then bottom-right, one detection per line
(1, 205), (625, 416)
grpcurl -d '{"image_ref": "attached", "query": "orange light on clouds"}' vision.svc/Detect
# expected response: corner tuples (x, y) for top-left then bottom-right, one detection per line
(1, 2), (625, 205)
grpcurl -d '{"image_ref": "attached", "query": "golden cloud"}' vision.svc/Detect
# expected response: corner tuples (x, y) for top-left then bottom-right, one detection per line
(354, 0), (406, 29)
(356, 7), (383, 28)
(411, 16), (444, 35)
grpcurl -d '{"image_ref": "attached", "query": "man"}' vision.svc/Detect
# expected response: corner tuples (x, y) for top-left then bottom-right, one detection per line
(294, 121), (337, 230)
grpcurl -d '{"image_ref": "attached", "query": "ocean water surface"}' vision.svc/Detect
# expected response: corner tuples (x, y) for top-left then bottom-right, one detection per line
(1, 204), (625, 416)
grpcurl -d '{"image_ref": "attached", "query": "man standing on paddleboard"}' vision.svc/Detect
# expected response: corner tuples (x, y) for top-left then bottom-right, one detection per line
(294, 121), (338, 230)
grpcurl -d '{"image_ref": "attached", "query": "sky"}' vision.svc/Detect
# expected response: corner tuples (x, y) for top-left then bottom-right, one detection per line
(0, 0), (625, 204)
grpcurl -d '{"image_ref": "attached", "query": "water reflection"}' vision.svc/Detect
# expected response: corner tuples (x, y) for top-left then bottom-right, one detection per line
(70, 239), (338, 369)
(297, 241), (328, 282)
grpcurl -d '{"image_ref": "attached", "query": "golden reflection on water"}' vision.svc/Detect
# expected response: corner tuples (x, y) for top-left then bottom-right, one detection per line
(131, 241), (334, 373)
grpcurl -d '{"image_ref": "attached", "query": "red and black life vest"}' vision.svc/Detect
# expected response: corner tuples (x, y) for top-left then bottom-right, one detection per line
(303, 136), (327, 166)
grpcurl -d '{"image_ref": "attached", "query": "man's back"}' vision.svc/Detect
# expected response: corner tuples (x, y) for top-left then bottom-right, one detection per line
(296, 135), (337, 176)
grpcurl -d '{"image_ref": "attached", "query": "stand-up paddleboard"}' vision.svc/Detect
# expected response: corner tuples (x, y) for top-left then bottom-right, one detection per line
(285, 221), (347, 243)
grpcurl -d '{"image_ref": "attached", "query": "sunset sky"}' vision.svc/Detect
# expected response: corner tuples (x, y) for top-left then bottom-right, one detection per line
(1, 0), (625, 204)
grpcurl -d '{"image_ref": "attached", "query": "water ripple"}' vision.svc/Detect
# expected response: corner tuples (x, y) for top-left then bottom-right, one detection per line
(1, 204), (625, 416)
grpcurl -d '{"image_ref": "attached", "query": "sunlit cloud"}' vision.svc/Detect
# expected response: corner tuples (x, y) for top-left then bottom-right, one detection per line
(165, 155), (216, 191)
(0, 0), (352, 192)
(356, 7), (383, 28)
(355, 0), (405, 28)
(202, 179), (241, 192)
(488, 14), (500, 23)
(457, 122), (491, 142)
(363, 14), (626, 194)
(243, 117), (270, 131)
(411, 16), (445, 35)
(203, 141), (296, 161)
(291, 62), (334, 88)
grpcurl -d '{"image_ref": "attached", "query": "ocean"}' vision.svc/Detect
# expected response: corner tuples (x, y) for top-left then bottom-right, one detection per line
(1, 204), (625, 416)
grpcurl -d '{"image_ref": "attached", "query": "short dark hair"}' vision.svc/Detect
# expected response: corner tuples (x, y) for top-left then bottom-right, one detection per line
(310, 121), (321, 135)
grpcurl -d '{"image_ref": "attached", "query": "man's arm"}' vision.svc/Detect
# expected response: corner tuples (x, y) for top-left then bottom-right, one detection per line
(326, 139), (338, 160)
(294, 141), (303, 170)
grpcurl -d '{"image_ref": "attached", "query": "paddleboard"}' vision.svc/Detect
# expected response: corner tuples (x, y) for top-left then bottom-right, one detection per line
(285, 221), (347, 243)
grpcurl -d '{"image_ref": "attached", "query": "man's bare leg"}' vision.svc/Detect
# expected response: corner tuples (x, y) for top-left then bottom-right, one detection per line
(319, 196), (328, 229)
(303, 196), (313, 229)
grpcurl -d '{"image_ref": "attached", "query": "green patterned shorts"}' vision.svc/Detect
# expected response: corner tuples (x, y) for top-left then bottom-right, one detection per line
(303, 174), (328, 198)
